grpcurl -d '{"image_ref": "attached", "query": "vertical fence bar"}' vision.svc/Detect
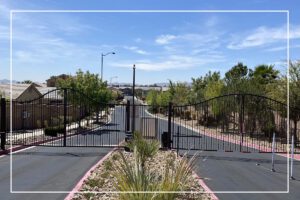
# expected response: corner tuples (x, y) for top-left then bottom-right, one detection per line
(271, 132), (276, 172)
(239, 95), (245, 152)
(1, 98), (6, 150)
(63, 89), (67, 147)
(167, 102), (173, 149)
(177, 126), (180, 156)
(290, 135), (295, 180)
(126, 100), (130, 132)
(132, 64), (136, 133)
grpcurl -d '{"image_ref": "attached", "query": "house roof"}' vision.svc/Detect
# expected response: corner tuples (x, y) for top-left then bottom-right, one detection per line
(0, 83), (60, 100)
(0, 84), (32, 99)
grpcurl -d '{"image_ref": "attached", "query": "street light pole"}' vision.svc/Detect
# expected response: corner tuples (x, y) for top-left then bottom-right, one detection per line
(101, 51), (115, 81)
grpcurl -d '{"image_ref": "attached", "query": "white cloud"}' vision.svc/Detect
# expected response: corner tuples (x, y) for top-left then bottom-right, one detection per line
(227, 25), (300, 50)
(265, 44), (300, 52)
(155, 32), (221, 50)
(265, 46), (287, 52)
(123, 46), (149, 55)
(111, 54), (225, 71)
(155, 34), (177, 44)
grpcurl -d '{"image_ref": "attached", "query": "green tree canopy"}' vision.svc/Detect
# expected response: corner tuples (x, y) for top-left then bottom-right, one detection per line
(57, 69), (113, 108)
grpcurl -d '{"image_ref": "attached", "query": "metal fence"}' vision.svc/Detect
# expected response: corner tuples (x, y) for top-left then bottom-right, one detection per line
(2, 88), (128, 148)
(166, 94), (300, 153)
(1, 91), (299, 153)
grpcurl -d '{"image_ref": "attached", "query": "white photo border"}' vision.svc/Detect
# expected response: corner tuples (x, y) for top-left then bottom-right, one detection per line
(9, 9), (290, 194)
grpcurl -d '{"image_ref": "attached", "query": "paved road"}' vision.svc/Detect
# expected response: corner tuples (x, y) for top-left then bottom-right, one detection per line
(140, 107), (300, 200)
(192, 151), (300, 200)
(0, 146), (115, 200)
(1, 104), (299, 200)
(0, 107), (125, 200)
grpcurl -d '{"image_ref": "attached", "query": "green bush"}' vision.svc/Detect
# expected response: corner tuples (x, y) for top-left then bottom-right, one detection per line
(113, 149), (197, 200)
(197, 115), (217, 127)
(114, 147), (158, 200)
(192, 112), (197, 120)
(184, 110), (192, 120)
(44, 126), (64, 137)
(36, 120), (41, 128)
(43, 120), (49, 128)
(126, 132), (160, 166)
(158, 153), (197, 199)
(104, 160), (113, 171)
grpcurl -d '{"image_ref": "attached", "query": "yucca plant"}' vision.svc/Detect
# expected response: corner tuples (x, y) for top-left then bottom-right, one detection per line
(158, 153), (197, 200)
(113, 147), (158, 200)
(115, 131), (198, 200)
(126, 132), (160, 167)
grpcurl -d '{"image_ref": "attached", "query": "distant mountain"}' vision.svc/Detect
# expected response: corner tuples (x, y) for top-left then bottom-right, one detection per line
(0, 79), (19, 84)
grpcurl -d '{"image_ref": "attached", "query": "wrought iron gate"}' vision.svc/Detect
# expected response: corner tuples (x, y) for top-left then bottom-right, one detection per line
(2, 88), (128, 148)
(167, 94), (299, 153)
(1, 92), (299, 153)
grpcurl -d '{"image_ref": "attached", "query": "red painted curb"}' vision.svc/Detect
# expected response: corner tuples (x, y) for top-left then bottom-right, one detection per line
(64, 146), (120, 200)
(192, 170), (219, 200)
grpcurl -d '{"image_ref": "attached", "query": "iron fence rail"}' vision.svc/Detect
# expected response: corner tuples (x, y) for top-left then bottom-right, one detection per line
(0, 90), (299, 153)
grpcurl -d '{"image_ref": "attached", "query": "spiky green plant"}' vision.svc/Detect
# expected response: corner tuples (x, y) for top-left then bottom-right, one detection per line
(115, 130), (198, 200)
(158, 153), (197, 200)
(126, 132), (160, 167)
(113, 147), (158, 200)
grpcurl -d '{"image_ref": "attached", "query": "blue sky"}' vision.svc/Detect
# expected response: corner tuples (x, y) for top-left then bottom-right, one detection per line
(0, 0), (299, 84)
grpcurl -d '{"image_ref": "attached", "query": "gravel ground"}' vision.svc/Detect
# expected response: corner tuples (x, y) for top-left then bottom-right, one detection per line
(73, 149), (212, 200)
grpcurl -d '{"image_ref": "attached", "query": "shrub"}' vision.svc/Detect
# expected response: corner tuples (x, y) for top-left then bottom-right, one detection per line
(100, 171), (110, 179)
(126, 132), (160, 167)
(104, 160), (113, 171)
(86, 178), (100, 188)
(36, 120), (41, 128)
(43, 120), (49, 128)
(184, 110), (192, 120)
(113, 149), (198, 200)
(112, 153), (120, 161)
(158, 153), (197, 199)
(197, 115), (217, 127)
(113, 147), (158, 200)
(44, 126), (64, 137)
(191, 112), (197, 120)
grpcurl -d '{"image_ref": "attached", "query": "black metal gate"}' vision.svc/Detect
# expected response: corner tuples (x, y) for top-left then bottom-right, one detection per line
(167, 94), (299, 153)
(1, 92), (299, 153)
(3, 88), (129, 148)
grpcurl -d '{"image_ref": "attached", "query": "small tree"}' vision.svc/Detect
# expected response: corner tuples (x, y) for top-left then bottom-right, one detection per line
(57, 69), (113, 122)
(22, 80), (33, 84)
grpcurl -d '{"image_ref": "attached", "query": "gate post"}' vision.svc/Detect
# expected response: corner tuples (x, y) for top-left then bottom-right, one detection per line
(290, 135), (295, 179)
(125, 100), (130, 132)
(239, 95), (245, 152)
(271, 132), (276, 172)
(1, 98), (6, 150)
(167, 102), (173, 149)
(63, 89), (67, 147)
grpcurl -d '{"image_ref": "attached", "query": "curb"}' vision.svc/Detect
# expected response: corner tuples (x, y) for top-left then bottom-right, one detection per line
(192, 170), (219, 200)
(64, 145), (121, 200)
